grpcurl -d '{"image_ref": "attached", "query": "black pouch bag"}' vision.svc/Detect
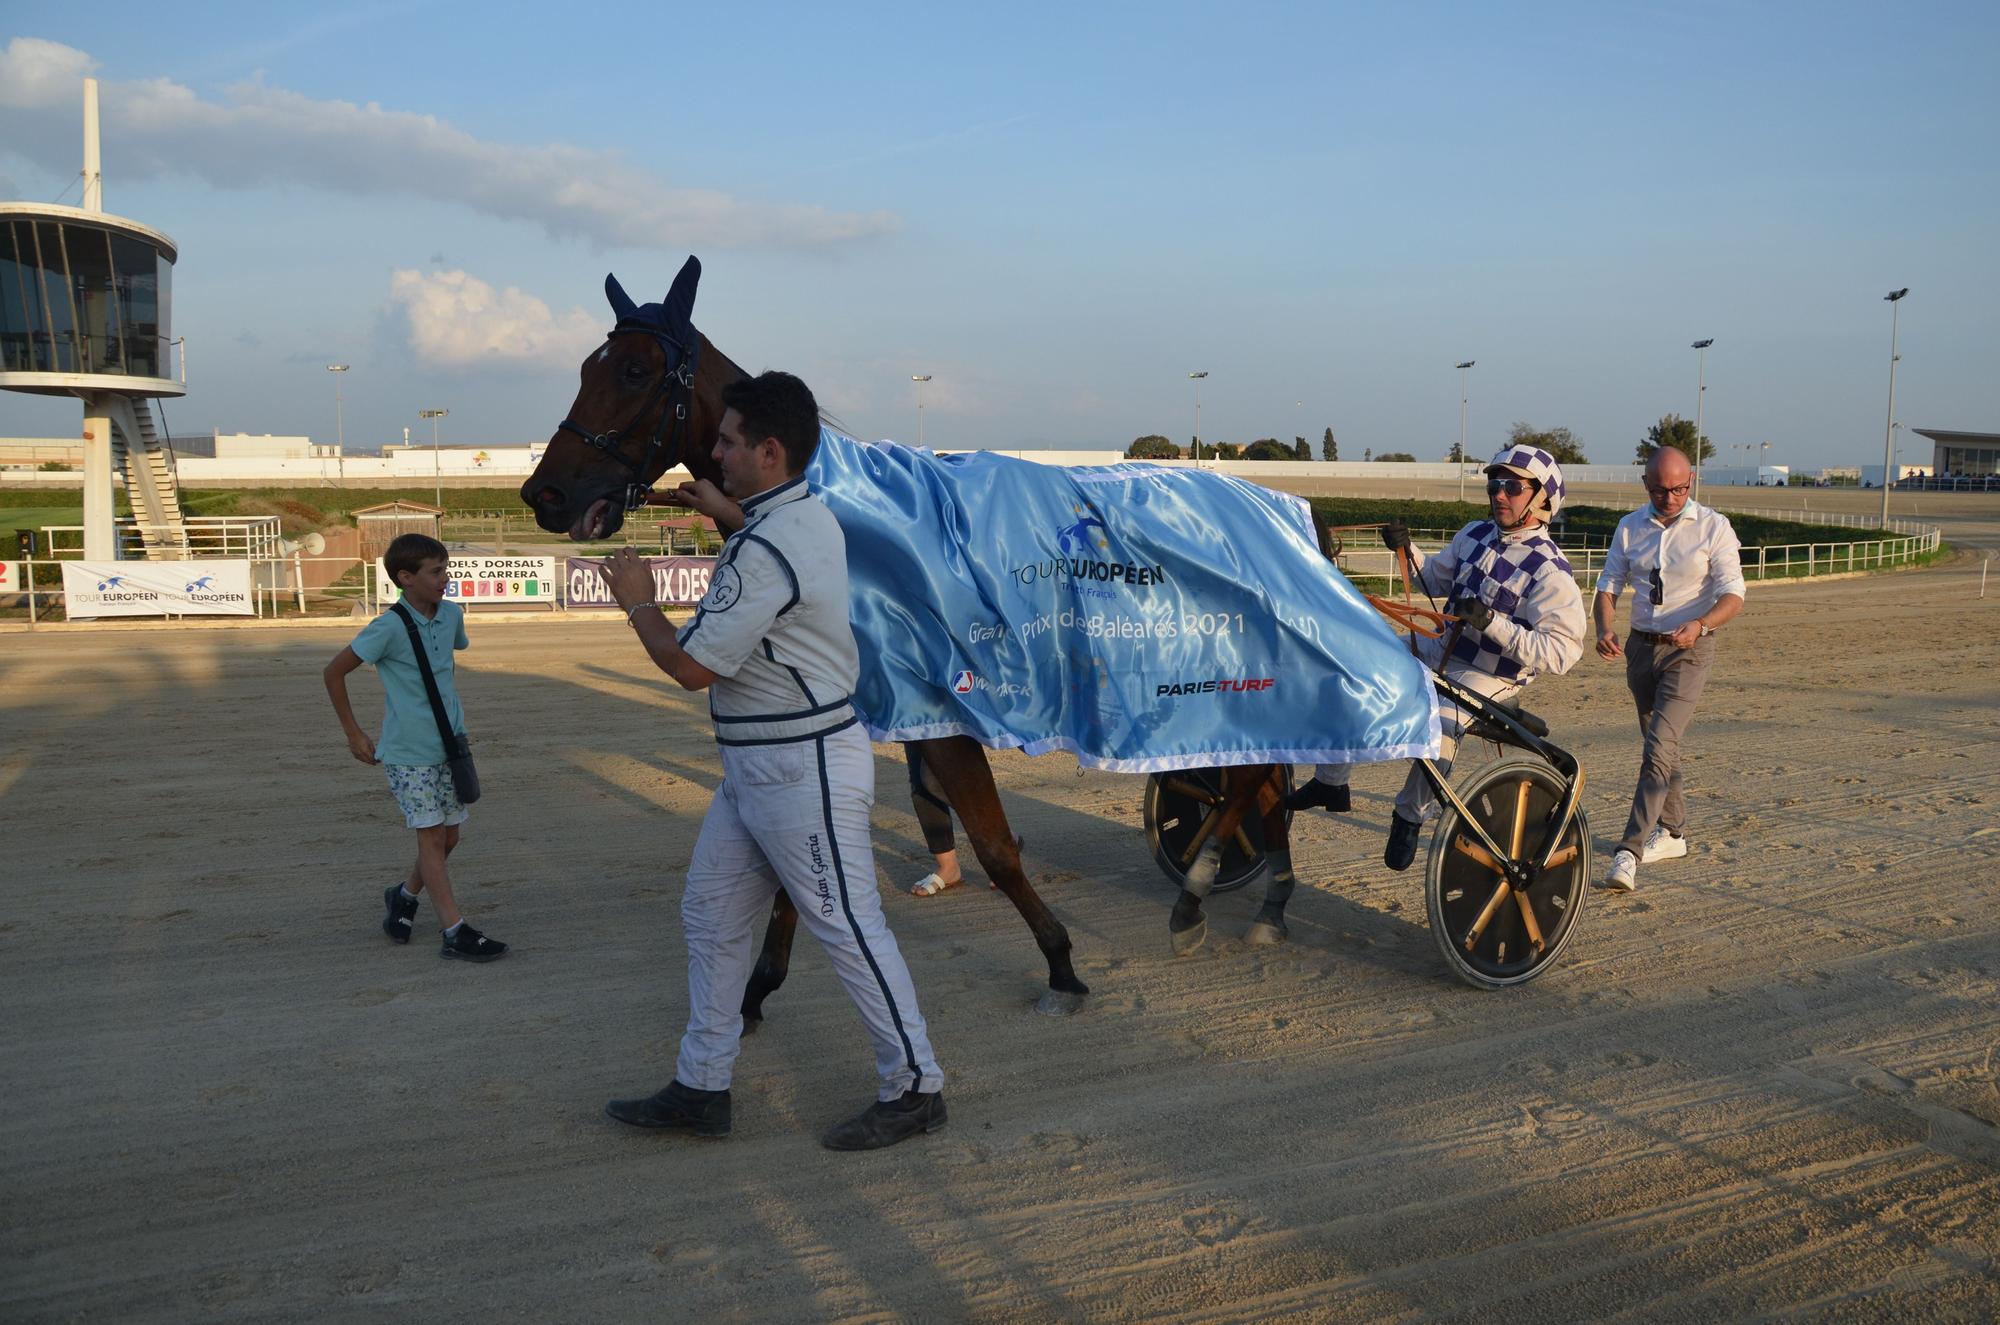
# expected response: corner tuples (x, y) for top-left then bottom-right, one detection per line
(392, 601), (480, 804)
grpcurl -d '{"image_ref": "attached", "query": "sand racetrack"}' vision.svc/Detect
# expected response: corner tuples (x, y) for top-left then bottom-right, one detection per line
(2, 535), (1997, 1321)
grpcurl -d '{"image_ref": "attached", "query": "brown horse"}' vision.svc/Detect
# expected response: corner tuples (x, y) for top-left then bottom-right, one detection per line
(521, 263), (1302, 1019)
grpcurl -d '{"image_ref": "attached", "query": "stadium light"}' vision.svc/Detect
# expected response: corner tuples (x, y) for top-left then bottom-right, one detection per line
(1691, 339), (1714, 502)
(419, 408), (449, 510)
(1189, 371), (1208, 466)
(1455, 361), (1475, 503)
(911, 375), (932, 448)
(1880, 289), (1908, 527)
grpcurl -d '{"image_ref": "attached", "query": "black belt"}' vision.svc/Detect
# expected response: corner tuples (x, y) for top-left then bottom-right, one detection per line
(1631, 629), (1679, 644)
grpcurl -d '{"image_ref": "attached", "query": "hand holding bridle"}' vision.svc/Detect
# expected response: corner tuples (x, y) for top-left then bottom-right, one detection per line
(1379, 519), (1411, 553)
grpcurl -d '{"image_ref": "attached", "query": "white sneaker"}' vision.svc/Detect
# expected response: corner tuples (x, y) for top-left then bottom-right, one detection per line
(1598, 849), (1638, 892)
(1641, 828), (1688, 864)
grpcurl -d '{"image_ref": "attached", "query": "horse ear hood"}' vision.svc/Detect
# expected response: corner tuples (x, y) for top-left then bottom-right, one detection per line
(604, 258), (701, 344)
(663, 256), (701, 333)
(605, 273), (638, 324)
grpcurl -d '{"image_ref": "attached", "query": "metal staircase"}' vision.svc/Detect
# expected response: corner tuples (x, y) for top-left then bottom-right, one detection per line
(108, 397), (189, 557)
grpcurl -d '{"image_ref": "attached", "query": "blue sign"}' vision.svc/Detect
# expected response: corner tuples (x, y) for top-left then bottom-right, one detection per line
(808, 429), (1441, 773)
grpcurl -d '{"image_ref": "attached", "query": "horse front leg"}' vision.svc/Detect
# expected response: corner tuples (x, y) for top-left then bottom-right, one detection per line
(739, 889), (799, 1034)
(1168, 765), (1278, 956)
(1244, 769), (1296, 946)
(917, 736), (1089, 1016)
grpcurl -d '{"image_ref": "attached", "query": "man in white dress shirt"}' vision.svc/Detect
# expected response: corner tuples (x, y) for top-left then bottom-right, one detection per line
(1592, 445), (1747, 892)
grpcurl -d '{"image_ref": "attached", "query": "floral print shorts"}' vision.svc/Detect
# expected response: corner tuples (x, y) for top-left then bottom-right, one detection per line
(385, 762), (469, 829)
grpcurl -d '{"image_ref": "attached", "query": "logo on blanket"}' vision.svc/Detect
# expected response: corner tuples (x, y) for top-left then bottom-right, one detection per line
(951, 669), (976, 694)
(1011, 505), (1167, 595)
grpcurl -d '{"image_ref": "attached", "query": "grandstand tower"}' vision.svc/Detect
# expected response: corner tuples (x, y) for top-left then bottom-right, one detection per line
(0, 78), (186, 560)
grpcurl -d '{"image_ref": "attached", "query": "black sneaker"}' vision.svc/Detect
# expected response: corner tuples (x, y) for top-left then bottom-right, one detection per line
(821, 1088), (947, 1151)
(1285, 780), (1352, 814)
(1384, 814), (1423, 872)
(604, 1080), (732, 1137)
(381, 884), (418, 943)
(440, 923), (507, 963)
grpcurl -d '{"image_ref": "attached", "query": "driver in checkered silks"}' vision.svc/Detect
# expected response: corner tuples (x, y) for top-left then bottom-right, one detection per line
(1291, 445), (1586, 871)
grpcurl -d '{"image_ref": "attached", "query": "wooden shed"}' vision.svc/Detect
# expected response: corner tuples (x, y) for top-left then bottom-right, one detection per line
(354, 501), (444, 564)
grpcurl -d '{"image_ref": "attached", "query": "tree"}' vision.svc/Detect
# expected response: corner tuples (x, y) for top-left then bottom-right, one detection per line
(1321, 427), (1337, 461)
(1636, 413), (1716, 464)
(1448, 442), (1465, 463)
(1376, 451), (1416, 462)
(1507, 421), (1589, 465)
(1364, 447), (1372, 463)
(1244, 438), (1294, 460)
(1293, 435), (1311, 461)
(1213, 442), (1242, 460)
(1125, 434), (1180, 460)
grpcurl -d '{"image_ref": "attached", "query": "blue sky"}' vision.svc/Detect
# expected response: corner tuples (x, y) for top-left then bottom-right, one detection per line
(2, 2), (1994, 468)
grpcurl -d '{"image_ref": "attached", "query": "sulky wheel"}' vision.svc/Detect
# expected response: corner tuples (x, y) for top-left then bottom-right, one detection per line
(1424, 756), (1588, 989)
(1143, 766), (1293, 894)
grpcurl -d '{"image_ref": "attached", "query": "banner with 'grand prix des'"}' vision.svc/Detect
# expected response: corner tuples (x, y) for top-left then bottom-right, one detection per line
(805, 428), (1442, 774)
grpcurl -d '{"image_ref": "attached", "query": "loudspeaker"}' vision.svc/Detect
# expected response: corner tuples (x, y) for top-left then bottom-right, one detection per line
(14, 529), (35, 558)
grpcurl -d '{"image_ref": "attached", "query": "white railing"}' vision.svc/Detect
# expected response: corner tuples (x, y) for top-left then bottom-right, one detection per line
(38, 515), (286, 560)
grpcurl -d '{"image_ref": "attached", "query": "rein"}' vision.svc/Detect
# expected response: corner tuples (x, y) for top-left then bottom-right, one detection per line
(555, 327), (702, 514)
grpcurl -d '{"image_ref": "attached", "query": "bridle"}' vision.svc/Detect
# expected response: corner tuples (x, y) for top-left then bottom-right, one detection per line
(555, 325), (702, 515)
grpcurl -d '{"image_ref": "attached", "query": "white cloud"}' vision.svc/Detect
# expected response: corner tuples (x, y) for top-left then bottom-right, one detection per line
(388, 269), (603, 371)
(0, 37), (899, 251)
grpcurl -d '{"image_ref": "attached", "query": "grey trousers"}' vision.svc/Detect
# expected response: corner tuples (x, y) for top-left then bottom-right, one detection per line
(1619, 632), (1718, 855)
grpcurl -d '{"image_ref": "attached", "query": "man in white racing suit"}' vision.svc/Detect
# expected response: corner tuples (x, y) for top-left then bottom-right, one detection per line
(599, 370), (946, 1151)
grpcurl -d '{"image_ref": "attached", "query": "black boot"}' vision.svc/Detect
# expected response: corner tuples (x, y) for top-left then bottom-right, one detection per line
(605, 1080), (732, 1137)
(1285, 781), (1351, 814)
(1384, 814), (1423, 872)
(821, 1088), (946, 1151)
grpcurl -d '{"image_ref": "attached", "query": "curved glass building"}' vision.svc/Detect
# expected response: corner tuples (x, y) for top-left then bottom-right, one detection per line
(0, 203), (182, 398)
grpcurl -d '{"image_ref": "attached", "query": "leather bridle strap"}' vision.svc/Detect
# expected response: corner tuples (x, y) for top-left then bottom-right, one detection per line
(555, 328), (702, 514)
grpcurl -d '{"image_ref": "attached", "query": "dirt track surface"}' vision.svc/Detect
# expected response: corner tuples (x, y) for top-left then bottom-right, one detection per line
(3, 549), (1997, 1321)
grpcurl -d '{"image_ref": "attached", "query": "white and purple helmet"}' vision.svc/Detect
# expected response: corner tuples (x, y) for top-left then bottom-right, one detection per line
(1486, 445), (1565, 522)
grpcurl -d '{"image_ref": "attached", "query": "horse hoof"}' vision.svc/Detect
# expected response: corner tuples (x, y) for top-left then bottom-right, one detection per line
(1034, 988), (1086, 1017)
(1170, 918), (1207, 957)
(1244, 921), (1288, 946)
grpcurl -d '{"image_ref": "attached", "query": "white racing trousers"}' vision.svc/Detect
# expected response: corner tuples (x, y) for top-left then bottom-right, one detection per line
(675, 723), (944, 1102)
(1312, 634), (1522, 824)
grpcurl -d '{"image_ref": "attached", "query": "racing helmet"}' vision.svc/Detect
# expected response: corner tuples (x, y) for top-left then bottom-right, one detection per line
(1485, 445), (1565, 523)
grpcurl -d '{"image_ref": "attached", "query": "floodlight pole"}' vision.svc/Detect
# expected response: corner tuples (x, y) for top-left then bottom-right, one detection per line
(911, 374), (932, 448)
(326, 364), (349, 485)
(1690, 339), (1713, 502)
(1880, 288), (1908, 527)
(420, 408), (449, 510)
(1189, 371), (1208, 466)
(1455, 361), (1475, 503)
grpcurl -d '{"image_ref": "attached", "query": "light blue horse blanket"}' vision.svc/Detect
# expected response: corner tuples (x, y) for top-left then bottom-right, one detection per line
(806, 428), (1441, 774)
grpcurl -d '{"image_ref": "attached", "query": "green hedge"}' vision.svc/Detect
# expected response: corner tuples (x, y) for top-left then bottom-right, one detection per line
(1305, 498), (1901, 549)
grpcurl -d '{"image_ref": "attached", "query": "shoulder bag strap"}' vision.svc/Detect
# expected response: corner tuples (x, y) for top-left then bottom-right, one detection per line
(391, 601), (459, 751)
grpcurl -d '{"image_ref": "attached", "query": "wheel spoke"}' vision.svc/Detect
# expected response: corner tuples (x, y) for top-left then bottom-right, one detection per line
(1176, 805), (1224, 866)
(1451, 834), (1507, 876)
(1461, 879), (1513, 951)
(1541, 843), (1580, 870)
(1232, 824), (1258, 858)
(1162, 778), (1222, 807)
(1509, 778), (1533, 859)
(1511, 889), (1546, 954)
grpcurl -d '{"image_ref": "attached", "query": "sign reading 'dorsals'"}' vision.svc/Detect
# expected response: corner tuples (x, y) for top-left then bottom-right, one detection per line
(62, 560), (255, 618)
(376, 555), (557, 605)
(564, 556), (715, 607)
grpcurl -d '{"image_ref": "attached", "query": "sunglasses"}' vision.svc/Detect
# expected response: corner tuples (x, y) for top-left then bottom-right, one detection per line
(1486, 477), (1534, 497)
(1649, 566), (1664, 606)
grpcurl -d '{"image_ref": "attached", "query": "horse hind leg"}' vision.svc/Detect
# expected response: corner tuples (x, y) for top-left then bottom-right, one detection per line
(920, 736), (1088, 1016)
(1246, 772), (1296, 946)
(739, 890), (799, 1034)
(1170, 767), (1264, 955)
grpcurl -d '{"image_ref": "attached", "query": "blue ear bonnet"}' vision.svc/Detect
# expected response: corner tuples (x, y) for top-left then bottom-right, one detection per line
(605, 255), (701, 349)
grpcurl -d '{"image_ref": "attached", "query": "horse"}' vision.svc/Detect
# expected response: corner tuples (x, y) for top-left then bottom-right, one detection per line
(522, 259), (1312, 1020)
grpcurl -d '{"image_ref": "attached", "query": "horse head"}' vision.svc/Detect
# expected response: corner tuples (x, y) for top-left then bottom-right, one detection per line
(521, 256), (742, 540)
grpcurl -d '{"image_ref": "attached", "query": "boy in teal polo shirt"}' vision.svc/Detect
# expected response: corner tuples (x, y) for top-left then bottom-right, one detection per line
(324, 533), (507, 962)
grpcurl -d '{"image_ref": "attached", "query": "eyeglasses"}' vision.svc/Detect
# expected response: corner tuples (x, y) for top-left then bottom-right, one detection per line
(1486, 477), (1533, 497)
(1649, 566), (1664, 606)
(1645, 482), (1691, 499)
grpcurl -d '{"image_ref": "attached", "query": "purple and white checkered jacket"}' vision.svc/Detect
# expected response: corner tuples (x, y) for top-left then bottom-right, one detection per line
(1414, 519), (1586, 683)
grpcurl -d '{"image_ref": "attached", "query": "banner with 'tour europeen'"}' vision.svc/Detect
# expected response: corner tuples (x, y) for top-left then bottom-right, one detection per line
(806, 429), (1441, 774)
